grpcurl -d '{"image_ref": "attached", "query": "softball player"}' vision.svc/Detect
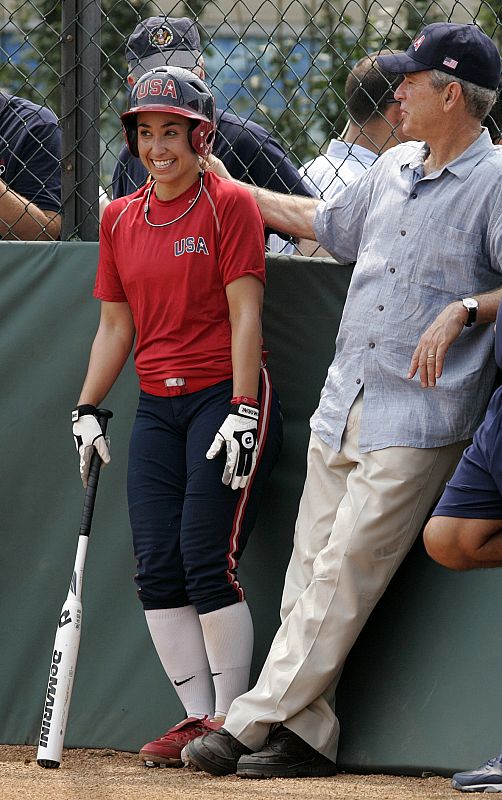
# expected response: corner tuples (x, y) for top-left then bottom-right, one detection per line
(71, 66), (282, 767)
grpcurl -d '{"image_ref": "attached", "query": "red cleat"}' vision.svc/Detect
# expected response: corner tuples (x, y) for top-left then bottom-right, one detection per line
(139, 716), (223, 767)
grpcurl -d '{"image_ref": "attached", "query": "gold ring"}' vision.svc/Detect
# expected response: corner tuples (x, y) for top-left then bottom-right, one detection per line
(427, 353), (435, 359)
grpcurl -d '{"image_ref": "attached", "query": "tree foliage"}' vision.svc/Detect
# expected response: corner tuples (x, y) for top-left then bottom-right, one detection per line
(0, 0), (497, 184)
(387, 0), (443, 52)
(0, 0), (154, 117)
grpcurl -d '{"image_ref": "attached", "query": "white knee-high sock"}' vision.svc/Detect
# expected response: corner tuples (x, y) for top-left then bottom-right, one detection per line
(145, 606), (214, 719)
(199, 601), (254, 718)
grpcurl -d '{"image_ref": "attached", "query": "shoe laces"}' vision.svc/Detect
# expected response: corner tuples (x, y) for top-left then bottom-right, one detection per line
(159, 715), (223, 743)
(484, 753), (502, 768)
(204, 718), (224, 732)
(160, 717), (208, 742)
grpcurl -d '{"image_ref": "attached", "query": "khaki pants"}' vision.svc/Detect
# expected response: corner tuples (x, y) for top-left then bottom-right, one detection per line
(225, 393), (467, 762)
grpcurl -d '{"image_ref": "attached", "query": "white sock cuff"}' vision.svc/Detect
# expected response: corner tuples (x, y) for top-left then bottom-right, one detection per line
(199, 601), (254, 669)
(145, 605), (198, 622)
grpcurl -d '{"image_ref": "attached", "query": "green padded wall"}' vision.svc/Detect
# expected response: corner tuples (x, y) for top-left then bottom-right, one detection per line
(0, 241), (499, 775)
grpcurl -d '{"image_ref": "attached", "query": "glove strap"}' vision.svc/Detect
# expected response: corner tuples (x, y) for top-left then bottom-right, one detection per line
(72, 403), (99, 422)
(231, 402), (259, 421)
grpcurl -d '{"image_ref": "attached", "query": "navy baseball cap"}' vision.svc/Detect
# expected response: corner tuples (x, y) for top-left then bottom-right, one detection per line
(376, 23), (501, 90)
(126, 17), (202, 79)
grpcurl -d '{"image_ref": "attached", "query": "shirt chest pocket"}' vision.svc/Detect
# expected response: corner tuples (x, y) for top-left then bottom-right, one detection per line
(409, 217), (482, 295)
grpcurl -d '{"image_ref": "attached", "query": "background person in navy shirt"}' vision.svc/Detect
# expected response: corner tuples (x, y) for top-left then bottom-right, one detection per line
(426, 302), (502, 578)
(0, 92), (61, 239)
(107, 15), (312, 241)
(423, 307), (502, 795)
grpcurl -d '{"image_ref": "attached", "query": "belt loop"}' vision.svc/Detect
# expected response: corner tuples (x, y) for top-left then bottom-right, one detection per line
(164, 377), (188, 396)
(165, 378), (186, 388)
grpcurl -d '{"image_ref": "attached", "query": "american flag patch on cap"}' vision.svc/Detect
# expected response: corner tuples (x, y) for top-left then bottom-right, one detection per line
(443, 56), (458, 69)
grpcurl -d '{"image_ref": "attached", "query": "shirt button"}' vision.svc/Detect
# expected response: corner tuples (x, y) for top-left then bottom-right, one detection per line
(411, 192), (417, 199)
(400, 230), (406, 236)
(369, 342), (375, 349)
(378, 305), (384, 311)
(356, 378), (361, 384)
(390, 267), (396, 273)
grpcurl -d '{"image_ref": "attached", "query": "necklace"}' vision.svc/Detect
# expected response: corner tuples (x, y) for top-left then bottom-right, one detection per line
(143, 172), (204, 228)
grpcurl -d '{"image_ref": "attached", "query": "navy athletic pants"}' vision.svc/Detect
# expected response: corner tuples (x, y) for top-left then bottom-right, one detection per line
(127, 370), (283, 614)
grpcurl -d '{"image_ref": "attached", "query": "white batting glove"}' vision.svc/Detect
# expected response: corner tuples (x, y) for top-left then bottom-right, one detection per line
(72, 405), (111, 488)
(206, 400), (259, 490)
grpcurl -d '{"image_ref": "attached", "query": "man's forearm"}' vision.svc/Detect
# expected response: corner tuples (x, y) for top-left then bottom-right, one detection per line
(0, 181), (61, 240)
(408, 285), (502, 388)
(247, 183), (320, 241)
(206, 157), (319, 240)
(470, 286), (502, 324)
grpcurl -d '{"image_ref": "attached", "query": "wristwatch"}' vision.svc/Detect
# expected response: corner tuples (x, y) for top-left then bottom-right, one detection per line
(461, 297), (478, 327)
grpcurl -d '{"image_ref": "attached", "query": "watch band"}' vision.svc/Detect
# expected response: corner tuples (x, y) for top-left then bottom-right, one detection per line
(461, 298), (478, 328)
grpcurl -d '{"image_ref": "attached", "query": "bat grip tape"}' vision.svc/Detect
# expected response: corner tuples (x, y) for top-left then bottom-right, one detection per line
(79, 408), (113, 537)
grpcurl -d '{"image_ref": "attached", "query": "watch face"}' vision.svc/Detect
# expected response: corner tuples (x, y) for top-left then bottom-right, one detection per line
(463, 299), (477, 310)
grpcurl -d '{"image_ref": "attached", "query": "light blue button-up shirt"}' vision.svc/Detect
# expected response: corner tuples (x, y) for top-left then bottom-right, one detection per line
(312, 129), (502, 453)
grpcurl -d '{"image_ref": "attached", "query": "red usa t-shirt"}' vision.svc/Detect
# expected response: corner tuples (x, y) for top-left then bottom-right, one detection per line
(95, 172), (266, 395)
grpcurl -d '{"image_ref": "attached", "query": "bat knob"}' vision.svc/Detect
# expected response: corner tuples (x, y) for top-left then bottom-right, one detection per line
(37, 758), (61, 769)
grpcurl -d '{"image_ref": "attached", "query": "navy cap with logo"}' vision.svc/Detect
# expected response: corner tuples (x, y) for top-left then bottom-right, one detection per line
(376, 23), (501, 90)
(126, 16), (202, 79)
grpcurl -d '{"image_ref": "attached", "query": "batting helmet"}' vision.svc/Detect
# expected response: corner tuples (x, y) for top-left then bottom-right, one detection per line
(121, 66), (216, 158)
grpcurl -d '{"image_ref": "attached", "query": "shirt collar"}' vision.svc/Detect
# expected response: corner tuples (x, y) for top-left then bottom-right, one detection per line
(402, 128), (494, 180)
(325, 139), (378, 167)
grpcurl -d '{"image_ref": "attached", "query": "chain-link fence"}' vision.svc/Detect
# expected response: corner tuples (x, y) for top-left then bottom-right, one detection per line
(0, 0), (501, 241)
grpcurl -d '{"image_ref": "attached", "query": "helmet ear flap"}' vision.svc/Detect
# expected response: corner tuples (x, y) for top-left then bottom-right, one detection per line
(188, 119), (216, 157)
(123, 118), (139, 158)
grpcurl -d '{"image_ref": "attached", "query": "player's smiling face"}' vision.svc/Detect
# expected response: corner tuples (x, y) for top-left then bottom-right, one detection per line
(137, 111), (201, 201)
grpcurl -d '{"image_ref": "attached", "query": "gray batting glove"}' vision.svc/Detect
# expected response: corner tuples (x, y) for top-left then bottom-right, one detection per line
(206, 401), (259, 490)
(72, 405), (111, 488)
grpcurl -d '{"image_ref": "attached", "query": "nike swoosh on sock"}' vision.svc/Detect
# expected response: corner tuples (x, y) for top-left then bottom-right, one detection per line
(173, 675), (195, 686)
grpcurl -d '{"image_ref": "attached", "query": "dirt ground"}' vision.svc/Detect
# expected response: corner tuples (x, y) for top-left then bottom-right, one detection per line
(1, 745), (462, 800)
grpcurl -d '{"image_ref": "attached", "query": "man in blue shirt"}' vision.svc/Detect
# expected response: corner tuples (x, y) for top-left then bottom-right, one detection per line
(183, 23), (502, 779)
(0, 92), (61, 239)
